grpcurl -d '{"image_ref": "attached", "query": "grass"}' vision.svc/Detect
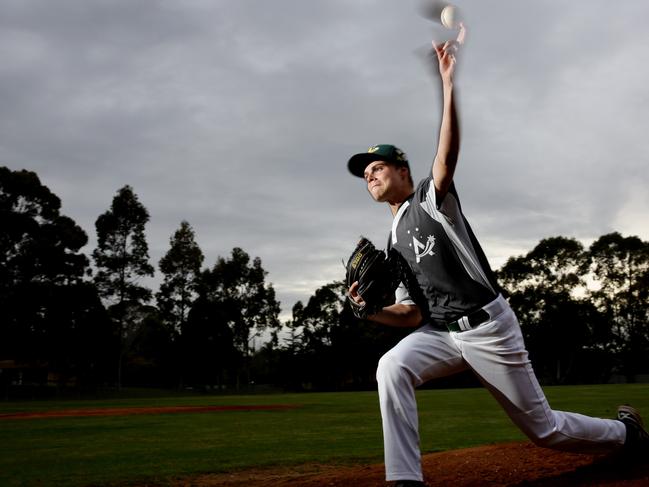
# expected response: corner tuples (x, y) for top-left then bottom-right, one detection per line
(1, 384), (648, 486)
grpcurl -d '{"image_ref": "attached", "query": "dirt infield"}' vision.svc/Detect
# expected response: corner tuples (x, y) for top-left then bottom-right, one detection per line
(0, 404), (299, 420)
(173, 443), (649, 487)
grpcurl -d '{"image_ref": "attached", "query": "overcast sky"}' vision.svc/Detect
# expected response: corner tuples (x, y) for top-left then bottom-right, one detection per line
(2, 0), (648, 325)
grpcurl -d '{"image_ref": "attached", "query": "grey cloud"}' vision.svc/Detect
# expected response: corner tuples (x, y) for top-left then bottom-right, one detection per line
(1, 0), (648, 321)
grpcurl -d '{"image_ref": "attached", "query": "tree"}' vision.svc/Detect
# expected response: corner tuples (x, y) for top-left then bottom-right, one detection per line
(38, 281), (114, 388)
(197, 248), (281, 389)
(588, 233), (649, 379)
(277, 281), (408, 391)
(497, 236), (602, 383)
(286, 282), (345, 389)
(283, 301), (305, 355)
(498, 236), (588, 296)
(1, 167), (89, 291)
(156, 221), (204, 334)
(0, 167), (109, 389)
(275, 301), (308, 390)
(330, 296), (410, 390)
(205, 248), (280, 355)
(299, 282), (345, 352)
(182, 293), (238, 389)
(121, 305), (176, 387)
(92, 185), (154, 388)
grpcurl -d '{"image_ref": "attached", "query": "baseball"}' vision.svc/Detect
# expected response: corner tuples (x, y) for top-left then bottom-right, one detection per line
(440, 5), (458, 29)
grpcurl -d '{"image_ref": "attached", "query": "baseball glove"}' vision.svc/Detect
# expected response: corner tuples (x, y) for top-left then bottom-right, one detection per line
(345, 237), (399, 319)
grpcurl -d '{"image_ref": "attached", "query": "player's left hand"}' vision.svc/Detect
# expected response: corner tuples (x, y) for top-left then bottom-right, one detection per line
(345, 237), (399, 319)
(348, 281), (367, 307)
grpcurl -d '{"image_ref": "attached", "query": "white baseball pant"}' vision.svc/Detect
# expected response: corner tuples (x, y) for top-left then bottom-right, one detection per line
(376, 294), (626, 482)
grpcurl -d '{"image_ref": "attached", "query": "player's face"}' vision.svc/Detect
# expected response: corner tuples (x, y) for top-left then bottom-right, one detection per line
(364, 161), (408, 203)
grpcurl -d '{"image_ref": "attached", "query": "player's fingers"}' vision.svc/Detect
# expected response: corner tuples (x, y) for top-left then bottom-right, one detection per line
(457, 22), (466, 45)
(433, 40), (458, 66)
(349, 282), (367, 306)
(431, 41), (444, 59)
(444, 40), (459, 53)
(349, 281), (360, 296)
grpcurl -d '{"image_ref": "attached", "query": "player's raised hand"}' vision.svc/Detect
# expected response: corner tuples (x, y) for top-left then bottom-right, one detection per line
(433, 23), (465, 82)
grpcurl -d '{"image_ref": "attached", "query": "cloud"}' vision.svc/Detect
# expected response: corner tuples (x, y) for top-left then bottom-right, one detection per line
(1, 0), (648, 325)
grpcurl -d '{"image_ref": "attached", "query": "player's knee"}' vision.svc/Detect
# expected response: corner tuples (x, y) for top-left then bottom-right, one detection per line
(376, 352), (411, 387)
(526, 429), (559, 449)
(376, 353), (397, 385)
(530, 434), (554, 448)
(516, 413), (562, 448)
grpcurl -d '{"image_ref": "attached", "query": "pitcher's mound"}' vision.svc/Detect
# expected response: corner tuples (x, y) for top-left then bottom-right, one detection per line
(177, 442), (649, 486)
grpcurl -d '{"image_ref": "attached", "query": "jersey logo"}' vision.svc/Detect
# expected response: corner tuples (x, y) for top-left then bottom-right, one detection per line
(411, 234), (436, 263)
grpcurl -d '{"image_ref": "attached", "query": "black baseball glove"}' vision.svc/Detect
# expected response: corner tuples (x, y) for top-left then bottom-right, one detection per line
(345, 237), (399, 319)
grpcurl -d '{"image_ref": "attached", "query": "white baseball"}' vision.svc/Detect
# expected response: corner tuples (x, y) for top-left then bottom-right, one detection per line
(440, 5), (457, 29)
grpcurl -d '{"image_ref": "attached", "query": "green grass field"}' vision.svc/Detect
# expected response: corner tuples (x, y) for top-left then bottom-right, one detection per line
(1, 384), (647, 487)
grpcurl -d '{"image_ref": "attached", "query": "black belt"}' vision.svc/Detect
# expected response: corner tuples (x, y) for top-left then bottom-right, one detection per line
(446, 308), (490, 333)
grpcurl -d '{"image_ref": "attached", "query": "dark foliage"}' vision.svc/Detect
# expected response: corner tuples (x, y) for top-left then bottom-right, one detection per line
(0, 167), (111, 393)
(2, 165), (648, 394)
(92, 185), (154, 388)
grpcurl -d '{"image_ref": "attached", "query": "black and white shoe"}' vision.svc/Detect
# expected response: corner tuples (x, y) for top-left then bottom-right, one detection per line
(393, 481), (426, 487)
(617, 405), (649, 457)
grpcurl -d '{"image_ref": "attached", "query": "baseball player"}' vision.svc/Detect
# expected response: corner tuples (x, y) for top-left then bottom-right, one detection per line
(346, 25), (648, 487)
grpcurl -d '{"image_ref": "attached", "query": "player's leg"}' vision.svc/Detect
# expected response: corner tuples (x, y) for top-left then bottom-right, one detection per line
(376, 324), (467, 482)
(453, 295), (626, 453)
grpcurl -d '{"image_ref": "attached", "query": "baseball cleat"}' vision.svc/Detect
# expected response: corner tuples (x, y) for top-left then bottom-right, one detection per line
(617, 405), (649, 456)
(393, 481), (426, 487)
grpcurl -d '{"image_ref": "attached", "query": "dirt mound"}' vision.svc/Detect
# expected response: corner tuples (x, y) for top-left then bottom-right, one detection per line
(174, 442), (649, 486)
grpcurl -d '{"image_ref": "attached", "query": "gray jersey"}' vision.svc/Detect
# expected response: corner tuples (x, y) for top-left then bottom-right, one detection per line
(389, 176), (499, 327)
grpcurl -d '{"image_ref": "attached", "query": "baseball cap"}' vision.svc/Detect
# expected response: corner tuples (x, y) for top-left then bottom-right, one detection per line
(347, 144), (409, 178)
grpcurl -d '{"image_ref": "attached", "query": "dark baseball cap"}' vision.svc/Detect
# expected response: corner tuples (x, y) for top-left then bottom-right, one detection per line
(347, 144), (409, 178)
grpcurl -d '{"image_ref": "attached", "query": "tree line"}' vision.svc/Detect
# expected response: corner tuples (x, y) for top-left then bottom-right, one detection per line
(1, 167), (279, 395)
(1, 166), (648, 397)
